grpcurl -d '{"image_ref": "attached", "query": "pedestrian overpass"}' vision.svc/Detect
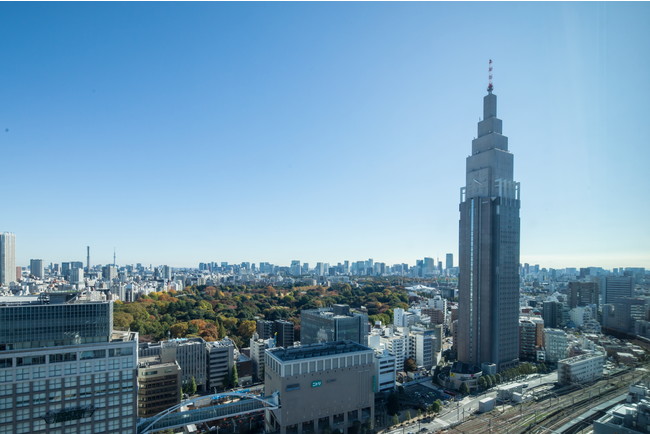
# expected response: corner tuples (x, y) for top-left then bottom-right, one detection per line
(137, 391), (280, 434)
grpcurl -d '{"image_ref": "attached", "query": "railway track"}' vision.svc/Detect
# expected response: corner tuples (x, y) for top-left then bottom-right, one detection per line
(442, 368), (644, 434)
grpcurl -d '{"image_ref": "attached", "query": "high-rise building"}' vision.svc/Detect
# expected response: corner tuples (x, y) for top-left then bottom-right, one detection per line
(0, 232), (16, 286)
(206, 338), (235, 391)
(301, 304), (369, 346)
(542, 301), (564, 329)
(30, 258), (44, 279)
(445, 253), (454, 270)
(603, 276), (633, 305)
(256, 319), (294, 348)
(457, 79), (521, 372)
(0, 292), (138, 433)
(568, 281), (599, 308)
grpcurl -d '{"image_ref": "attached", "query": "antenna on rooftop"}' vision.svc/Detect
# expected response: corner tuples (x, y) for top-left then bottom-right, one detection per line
(113, 248), (116, 267)
(488, 59), (494, 93)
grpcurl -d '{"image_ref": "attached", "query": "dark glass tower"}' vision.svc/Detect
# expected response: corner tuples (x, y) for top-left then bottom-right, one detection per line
(457, 85), (521, 372)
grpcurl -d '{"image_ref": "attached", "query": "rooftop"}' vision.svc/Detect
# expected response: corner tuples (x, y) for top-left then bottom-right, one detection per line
(267, 340), (372, 362)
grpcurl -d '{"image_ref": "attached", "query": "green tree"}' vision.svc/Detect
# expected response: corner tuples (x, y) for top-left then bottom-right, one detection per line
(431, 400), (442, 414)
(113, 311), (134, 329)
(459, 382), (470, 395)
(184, 376), (197, 396)
(229, 364), (239, 388)
(391, 415), (399, 426)
(478, 376), (487, 390)
(495, 373), (502, 384)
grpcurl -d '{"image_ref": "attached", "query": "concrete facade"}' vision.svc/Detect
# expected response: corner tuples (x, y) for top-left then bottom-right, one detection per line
(0, 295), (138, 433)
(137, 356), (181, 418)
(457, 89), (520, 372)
(264, 341), (375, 434)
(558, 352), (605, 385)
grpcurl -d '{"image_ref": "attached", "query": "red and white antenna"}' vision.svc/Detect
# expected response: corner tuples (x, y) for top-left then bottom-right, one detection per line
(488, 59), (494, 93)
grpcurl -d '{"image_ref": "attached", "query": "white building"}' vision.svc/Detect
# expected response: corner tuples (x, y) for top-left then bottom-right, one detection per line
(409, 327), (436, 370)
(0, 232), (16, 286)
(558, 352), (605, 385)
(250, 333), (275, 382)
(544, 328), (569, 363)
(374, 349), (396, 392)
(381, 333), (406, 372)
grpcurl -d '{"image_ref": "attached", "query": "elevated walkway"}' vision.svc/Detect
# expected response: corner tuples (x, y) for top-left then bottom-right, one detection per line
(138, 391), (279, 434)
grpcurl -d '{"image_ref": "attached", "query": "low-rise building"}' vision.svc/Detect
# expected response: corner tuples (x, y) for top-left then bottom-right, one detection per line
(137, 356), (181, 418)
(557, 352), (605, 385)
(374, 349), (396, 393)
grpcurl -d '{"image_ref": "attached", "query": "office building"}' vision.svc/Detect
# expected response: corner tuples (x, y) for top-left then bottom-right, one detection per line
(374, 349), (397, 393)
(70, 267), (84, 285)
(408, 327), (436, 370)
(139, 338), (207, 392)
(250, 333), (274, 382)
(568, 281), (599, 308)
(0, 292), (138, 433)
(0, 232), (16, 286)
(301, 304), (369, 346)
(264, 341), (375, 434)
(519, 317), (544, 361)
(29, 259), (44, 279)
(542, 301), (563, 329)
(457, 78), (521, 372)
(206, 338), (235, 391)
(604, 276), (634, 305)
(445, 253), (453, 270)
(557, 352), (605, 385)
(257, 319), (295, 349)
(102, 265), (118, 282)
(544, 328), (569, 364)
(381, 334), (407, 372)
(137, 356), (181, 418)
(275, 320), (295, 348)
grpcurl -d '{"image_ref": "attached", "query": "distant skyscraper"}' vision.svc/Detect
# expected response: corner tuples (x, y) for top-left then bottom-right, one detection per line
(457, 75), (521, 372)
(445, 253), (453, 270)
(30, 258), (44, 279)
(0, 232), (16, 286)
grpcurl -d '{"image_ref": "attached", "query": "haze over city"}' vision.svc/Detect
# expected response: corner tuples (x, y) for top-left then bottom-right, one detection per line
(1, 2), (649, 268)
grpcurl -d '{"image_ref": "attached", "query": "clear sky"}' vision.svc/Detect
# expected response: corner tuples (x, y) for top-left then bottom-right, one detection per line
(1, 2), (649, 269)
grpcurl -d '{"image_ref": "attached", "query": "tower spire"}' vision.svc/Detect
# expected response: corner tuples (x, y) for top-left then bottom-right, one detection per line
(487, 59), (493, 93)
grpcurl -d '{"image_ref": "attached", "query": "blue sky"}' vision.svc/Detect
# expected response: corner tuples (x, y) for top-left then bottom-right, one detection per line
(1, 2), (649, 269)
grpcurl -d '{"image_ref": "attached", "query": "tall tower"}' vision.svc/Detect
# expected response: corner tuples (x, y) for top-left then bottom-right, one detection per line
(0, 232), (16, 286)
(457, 64), (521, 372)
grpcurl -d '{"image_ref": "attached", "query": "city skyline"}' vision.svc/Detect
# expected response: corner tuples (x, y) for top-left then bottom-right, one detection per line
(1, 3), (649, 269)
